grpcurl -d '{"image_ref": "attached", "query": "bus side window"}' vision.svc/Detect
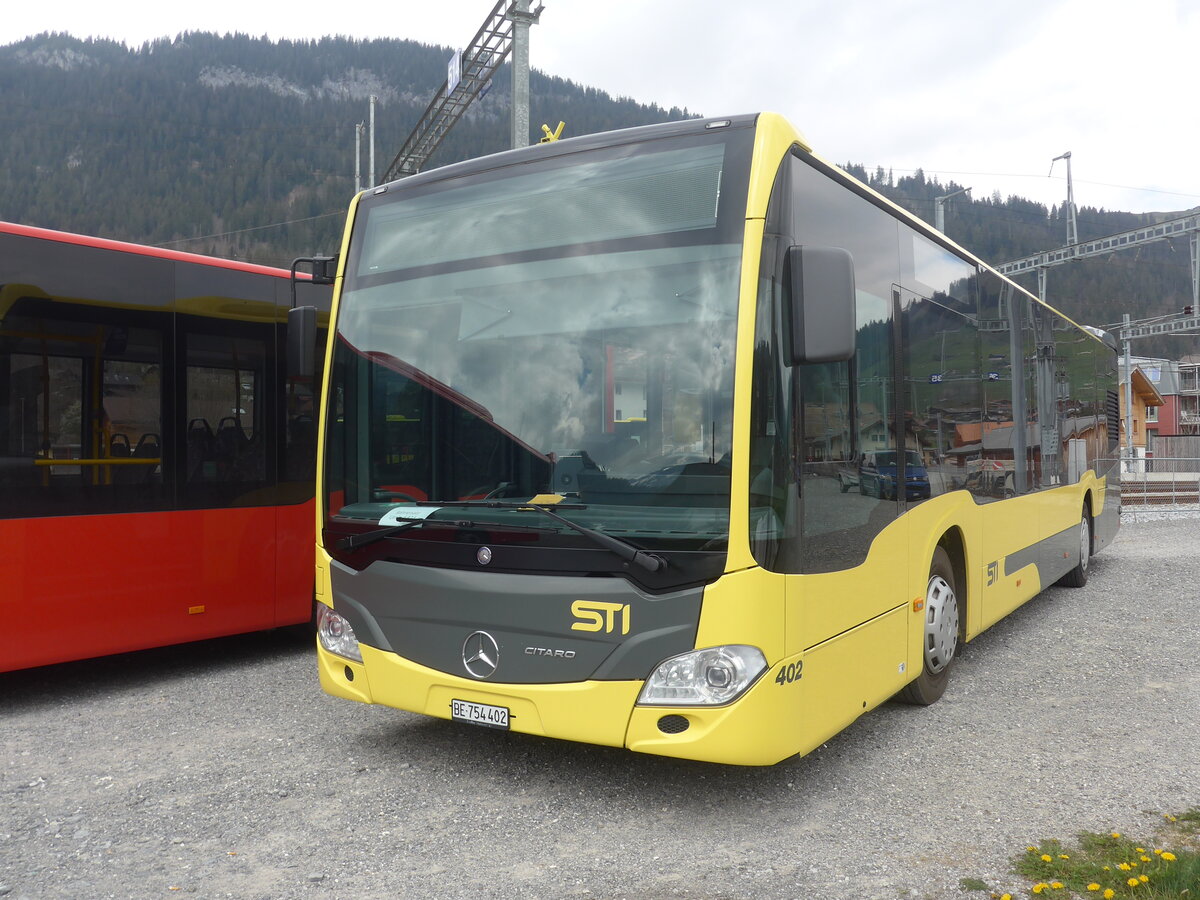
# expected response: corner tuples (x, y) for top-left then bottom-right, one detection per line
(184, 330), (268, 495)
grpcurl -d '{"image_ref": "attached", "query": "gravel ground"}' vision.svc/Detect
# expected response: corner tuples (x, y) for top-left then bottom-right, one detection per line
(2, 517), (1198, 900)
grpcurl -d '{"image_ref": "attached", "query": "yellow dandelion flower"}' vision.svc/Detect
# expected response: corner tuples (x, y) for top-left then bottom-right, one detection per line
(1128, 877), (1140, 887)
(1104, 891), (1115, 900)
(1154, 849), (1163, 855)
(1059, 854), (1070, 860)
(1137, 847), (1145, 853)
(1130, 861), (1138, 867)
(1139, 875), (1149, 883)
(1103, 867), (1111, 871)
(1118, 863), (1131, 871)
(1027, 846), (1038, 852)
(1111, 832), (1122, 838)
(1087, 885), (1101, 893)
(1051, 882), (1064, 889)
(1033, 884), (1048, 895)
(1041, 854), (1053, 862)
(1001, 895), (1012, 900)
(1161, 852), (1176, 861)
(1140, 855), (1151, 862)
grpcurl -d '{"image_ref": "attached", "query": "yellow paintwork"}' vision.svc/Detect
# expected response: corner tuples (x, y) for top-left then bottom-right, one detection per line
(691, 565), (782, 661)
(724, 113), (812, 574)
(312, 189), (361, 553)
(723, 214), (763, 574)
(311, 115), (1112, 765)
(628, 602), (909, 766)
(319, 643), (644, 749)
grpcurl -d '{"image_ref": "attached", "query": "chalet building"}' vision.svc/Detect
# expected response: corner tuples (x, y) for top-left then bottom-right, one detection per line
(1118, 364), (1166, 454)
(1119, 356), (1183, 452)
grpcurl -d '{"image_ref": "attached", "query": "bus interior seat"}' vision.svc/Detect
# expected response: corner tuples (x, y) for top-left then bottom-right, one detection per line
(134, 433), (160, 457)
(217, 416), (262, 480)
(133, 433), (161, 483)
(109, 434), (131, 458)
(187, 418), (215, 481)
(216, 417), (250, 454)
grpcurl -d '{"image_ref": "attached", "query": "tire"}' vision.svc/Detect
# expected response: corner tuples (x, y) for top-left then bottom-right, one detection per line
(1055, 507), (1092, 588)
(898, 546), (960, 705)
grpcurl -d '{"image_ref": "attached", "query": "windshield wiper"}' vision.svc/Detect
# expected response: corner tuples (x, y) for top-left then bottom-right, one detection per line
(334, 516), (429, 551)
(434, 500), (666, 573)
(334, 515), (552, 552)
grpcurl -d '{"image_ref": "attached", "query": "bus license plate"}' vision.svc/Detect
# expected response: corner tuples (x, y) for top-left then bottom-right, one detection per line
(451, 699), (510, 730)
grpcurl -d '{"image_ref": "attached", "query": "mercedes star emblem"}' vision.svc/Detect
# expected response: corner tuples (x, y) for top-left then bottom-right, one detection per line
(477, 546), (493, 566)
(462, 630), (499, 679)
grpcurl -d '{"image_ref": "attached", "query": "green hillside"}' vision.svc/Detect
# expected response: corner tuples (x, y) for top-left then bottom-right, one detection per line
(0, 32), (693, 266)
(1, 32), (1195, 355)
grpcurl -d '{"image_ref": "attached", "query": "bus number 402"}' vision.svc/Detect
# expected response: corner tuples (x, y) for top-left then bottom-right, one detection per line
(775, 661), (803, 685)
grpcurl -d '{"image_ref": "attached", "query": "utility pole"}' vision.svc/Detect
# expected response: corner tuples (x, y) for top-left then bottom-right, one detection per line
(510, 0), (535, 149)
(934, 186), (971, 234)
(1050, 151), (1078, 247)
(369, 95), (377, 187)
(1123, 313), (1134, 464)
(381, 1), (544, 181)
(354, 122), (364, 192)
(1193, 231), (1200, 310)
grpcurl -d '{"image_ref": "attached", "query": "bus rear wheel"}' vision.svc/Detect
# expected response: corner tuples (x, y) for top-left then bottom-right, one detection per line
(898, 546), (959, 705)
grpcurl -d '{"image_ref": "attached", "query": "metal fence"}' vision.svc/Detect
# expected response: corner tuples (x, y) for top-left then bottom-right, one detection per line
(1120, 456), (1200, 506)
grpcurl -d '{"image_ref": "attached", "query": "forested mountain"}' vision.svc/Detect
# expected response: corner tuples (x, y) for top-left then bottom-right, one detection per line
(842, 164), (1198, 358)
(1, 32), (1196, 356)
(0, 32), (693, 265)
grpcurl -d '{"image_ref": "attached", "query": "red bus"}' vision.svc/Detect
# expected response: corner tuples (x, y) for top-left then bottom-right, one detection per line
(0, 222), (330, 671)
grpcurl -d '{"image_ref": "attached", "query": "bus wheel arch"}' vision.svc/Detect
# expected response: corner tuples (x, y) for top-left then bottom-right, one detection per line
(898, 532), (965, 706)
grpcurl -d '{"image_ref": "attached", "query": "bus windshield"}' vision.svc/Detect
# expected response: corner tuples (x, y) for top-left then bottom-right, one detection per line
(325, 130), (752, 562)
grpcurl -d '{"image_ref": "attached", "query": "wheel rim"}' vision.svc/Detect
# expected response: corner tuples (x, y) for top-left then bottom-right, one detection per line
(923, 573), (958, 674)
(1079, 516), (1090, 572)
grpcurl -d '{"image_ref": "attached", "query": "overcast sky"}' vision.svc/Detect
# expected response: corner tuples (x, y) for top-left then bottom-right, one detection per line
(4, 0), (1198, 217)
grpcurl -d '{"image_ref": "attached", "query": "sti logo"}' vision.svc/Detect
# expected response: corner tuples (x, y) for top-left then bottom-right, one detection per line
(570, 600), (631, 635)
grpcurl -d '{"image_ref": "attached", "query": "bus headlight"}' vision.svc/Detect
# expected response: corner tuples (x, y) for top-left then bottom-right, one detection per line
(316, 605), (363, 663)
(637, 645), (767, 706)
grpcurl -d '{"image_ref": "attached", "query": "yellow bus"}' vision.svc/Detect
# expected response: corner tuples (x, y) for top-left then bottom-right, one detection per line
(309, 113), (1120, 765)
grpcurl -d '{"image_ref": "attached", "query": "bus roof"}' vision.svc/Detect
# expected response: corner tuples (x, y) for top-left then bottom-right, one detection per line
(0, 220), (301, 280)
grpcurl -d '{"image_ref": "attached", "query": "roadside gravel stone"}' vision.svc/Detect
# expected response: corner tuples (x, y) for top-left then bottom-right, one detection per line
(2, 516), (1197, 898)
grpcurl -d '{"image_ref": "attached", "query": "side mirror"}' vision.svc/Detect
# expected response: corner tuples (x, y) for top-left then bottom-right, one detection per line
(290, 255), (339, 310)
(784, 245), (856, 365)
(287, 256), (335, 379)
(294, 255), (338, 286)
(287, 305), (318, 380)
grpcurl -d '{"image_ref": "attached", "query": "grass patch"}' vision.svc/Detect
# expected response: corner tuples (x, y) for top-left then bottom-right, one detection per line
(1173, 809), (1200, 837)
(971, 808), (1200, 899)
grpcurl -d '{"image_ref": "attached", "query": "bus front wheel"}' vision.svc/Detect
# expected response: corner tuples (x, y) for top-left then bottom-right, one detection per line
(898, 546), (959, 705)
(1055, 507), (1091, 588)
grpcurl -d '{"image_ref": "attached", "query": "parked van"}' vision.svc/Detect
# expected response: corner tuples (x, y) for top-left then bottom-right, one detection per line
(859, 450), (931, 500)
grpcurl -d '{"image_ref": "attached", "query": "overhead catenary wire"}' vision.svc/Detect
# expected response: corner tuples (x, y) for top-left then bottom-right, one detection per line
(151, 209), (345, 248)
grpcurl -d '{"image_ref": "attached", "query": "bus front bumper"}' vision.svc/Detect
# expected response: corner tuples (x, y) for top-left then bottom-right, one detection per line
(317, 642), (808, 765)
